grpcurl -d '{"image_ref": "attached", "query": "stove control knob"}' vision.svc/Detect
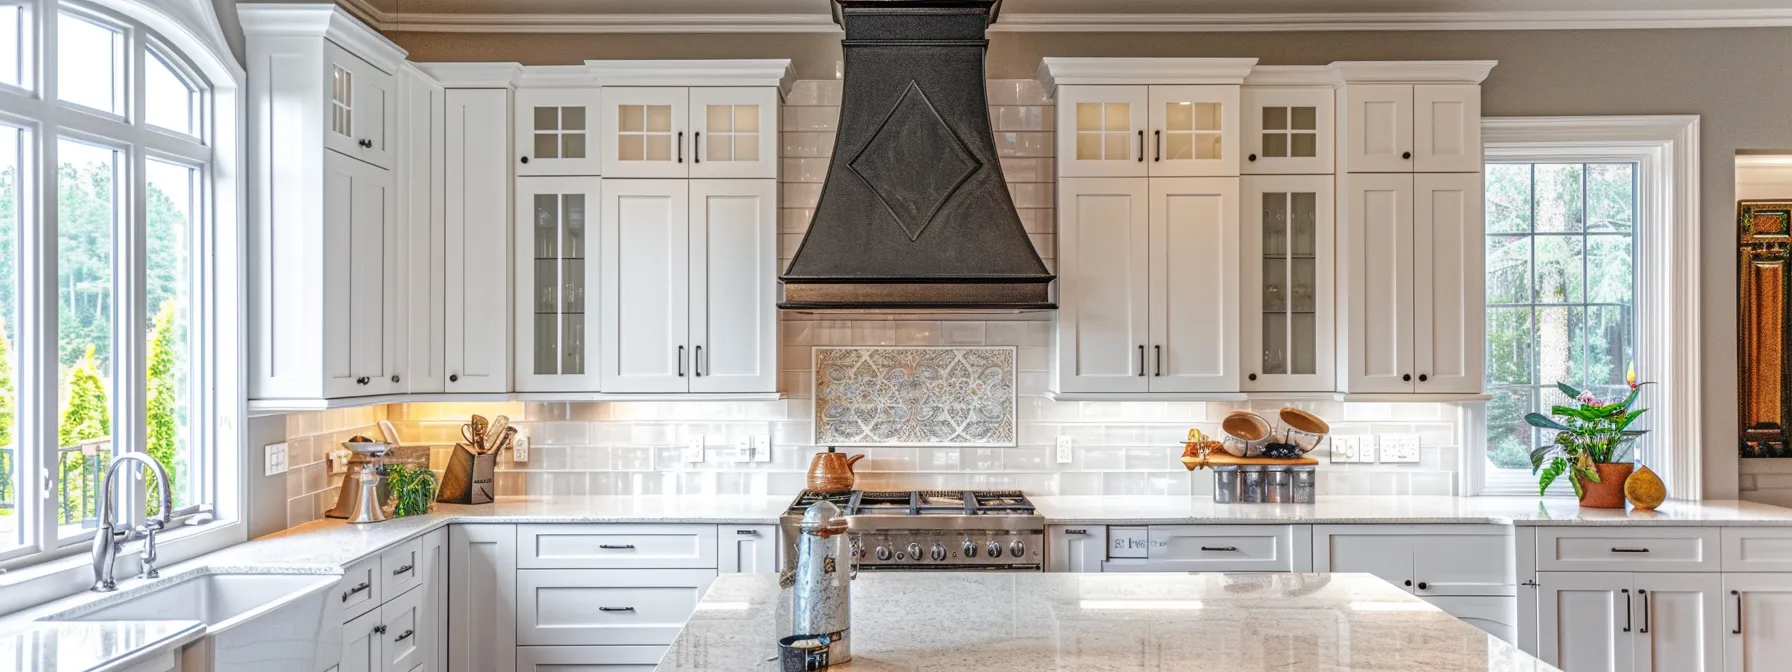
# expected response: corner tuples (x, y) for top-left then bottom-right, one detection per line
(1010, 540), (1026, 558)
(963, 541), (978, 558)
(987, 541), (1003, 558)
(874, 546), (892, 562)
(907, 543), (922, 561)
(931, 543), (947, 561)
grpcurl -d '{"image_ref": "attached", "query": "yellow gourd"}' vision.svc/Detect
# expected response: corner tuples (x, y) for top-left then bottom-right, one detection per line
(1625, 465), (1667, 510)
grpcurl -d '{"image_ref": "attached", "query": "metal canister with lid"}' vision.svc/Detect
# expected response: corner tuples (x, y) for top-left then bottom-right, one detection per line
(1240, 465), (1265, 503)
(789, 500), (853, 664)
(1212, 466), (1241, 503)
(1265, 465), (1292, 503)
(1293, 466), (1318, 503)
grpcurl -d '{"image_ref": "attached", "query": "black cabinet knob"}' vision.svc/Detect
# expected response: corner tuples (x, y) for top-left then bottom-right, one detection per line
(520, 156), (530, 164)
(1402, 374), (1412, 382)
(1404, 580), (1413, 587)
(1418, 374), (1428, 382)
(1248, 154), (1257, 162)
(1248, 373), (1258, 381)
(449, 374), (459, 383)
(391, 375), (400, 383)
(1402, 151), (1412, 159)
(1417, 582), (1429, 590)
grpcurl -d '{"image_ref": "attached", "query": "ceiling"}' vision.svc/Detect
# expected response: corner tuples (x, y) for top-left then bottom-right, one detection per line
(348, 0), (1792, 32)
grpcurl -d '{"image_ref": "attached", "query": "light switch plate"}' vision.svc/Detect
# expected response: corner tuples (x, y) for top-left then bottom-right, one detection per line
(264, 442), (288, 476)
(732, 439), (753, 463)
(1056, 436), (1074, 464)
(512, 433), (530, 462)
(1328, 436), (1358, 464)
(751, 435), (772, 463)
(1356, 437), (1378, 463)
(684, 435), (707, 463)
(1380, 434), (1421, 463)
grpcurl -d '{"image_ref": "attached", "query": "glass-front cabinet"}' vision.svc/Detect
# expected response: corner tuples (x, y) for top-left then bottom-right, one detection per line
(1241, 175), (1334, 392)
(1243, 86), (1334, 175)
(1147, 85), (1239, 177)
(515, 177), (601, 392)
(1055, 85), (1239, 178)
(516, 88), (602, 176)
(601, 87), (778, 179)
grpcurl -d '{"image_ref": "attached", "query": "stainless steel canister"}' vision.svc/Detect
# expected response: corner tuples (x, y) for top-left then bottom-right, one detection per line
(791, 500), (853, 663)
(1240, 465), (1265, 503)
(1293, 467), (1317, 503)
(1265, 466), (1292, 503)
(1212, 466), (1240, 503)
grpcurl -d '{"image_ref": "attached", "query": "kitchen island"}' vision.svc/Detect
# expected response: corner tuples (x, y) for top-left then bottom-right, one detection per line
(656, 572), (1556, 671)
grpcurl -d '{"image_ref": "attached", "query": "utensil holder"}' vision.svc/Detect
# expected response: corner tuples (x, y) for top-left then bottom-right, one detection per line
(437, 444), (497, 505)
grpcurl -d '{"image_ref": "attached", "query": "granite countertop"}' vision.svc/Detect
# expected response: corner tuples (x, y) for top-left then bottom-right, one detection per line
(0, 620), (204, 672)
(1033, 496), (1792, 526)
(657, 572), (1558, 671)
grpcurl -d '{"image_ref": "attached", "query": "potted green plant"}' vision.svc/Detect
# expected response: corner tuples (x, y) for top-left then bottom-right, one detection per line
(1524, 374), (1649, 508)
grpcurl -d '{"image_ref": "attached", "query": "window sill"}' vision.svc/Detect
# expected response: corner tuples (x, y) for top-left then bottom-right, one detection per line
(0, 518), (243, 616)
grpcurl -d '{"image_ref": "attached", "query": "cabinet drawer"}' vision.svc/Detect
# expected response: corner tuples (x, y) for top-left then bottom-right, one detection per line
(381, 537), (423, 599)
(1412, 529), (1513, 596)
(1143, 525), (1300, 572)
(1723, 527), (1792, 572)
(518, 524), (719, 569)
(337, 554), (383, 622)
(1535, 527), (1719, 572)
(517, 569), (717, 646)
(517, 646), (667, 671)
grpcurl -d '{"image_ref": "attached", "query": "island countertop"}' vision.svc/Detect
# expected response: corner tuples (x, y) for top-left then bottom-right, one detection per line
(657, 572), (1557, 671)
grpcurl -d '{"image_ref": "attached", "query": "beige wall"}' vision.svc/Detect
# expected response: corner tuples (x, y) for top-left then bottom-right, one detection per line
(387, 27), (1786, 499)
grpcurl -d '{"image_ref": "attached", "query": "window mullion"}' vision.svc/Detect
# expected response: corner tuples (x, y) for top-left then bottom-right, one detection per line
(113, 24), (145, 529)
(30, 95), (55, 555)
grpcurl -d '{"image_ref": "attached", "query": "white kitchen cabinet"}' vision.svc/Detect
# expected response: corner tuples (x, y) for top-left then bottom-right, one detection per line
(340, 607), (382, 672)
(449, 525), (518, 672)
(1722, 528), (1792, 572)
(420, 528), (448, 672)
(1053, 178), (1150, 394)
(719, 525), (779, 573)
(1538, 571), (1723, 672)
(1427, 596), (1519, 644)
(517, 524), (720, 570)
(1242, 86), (1333, 175)
(398, 65), (446, 395)
(1315, 525), (1515, 597)
(322, 151), (401, 398)
(1633, 573), (1724, 672)
(515, 177), (602, 392)
(1338, 82), (1482, 174)
(1338, 172), (1484, 394)
(1055, 85), (1149, 178)
(1047, 525), (1107, 573)
(600, 179), (691, 393)
(324, 42), (396, 170)
(516, 88), (603, 176)
(1241, 175), (1334, 392)
(1724, 573), (1792, 672)
(516, 569), (718, 646)
(689, 87), (780, 179)
(1146, 85), (1239, 177)
(601, 87), (778, 180)
(603, 87), (688, 178)
(1413, 85), (1483, 173)
(444, 88), (512, 394)
(687, 180), (779, 393)
(1103, 525), (1308, 573)
(517, 647), (665, 672)
(381, 586), (427, 672)
(1148, 178), (1238, 392)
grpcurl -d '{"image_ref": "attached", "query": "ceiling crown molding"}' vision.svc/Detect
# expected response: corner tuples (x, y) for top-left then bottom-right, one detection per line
(1329, 61), (1497, 85)
(382, 12), (841, 34)
(1242, 66), (1335, 87)
(414, 62), (527, 88)
(1037, 57), (1259, 96)
(586, 59), (796, 95)
(240, 3), (407, 72)
(986, 9), (1792, 32)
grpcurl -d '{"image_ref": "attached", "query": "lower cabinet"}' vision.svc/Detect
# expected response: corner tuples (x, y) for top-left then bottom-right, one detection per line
(338, 528), (446, 672)
(340, 585), (430, 672)
(1104, 525), (1310, 572)
(1047, 525), (1107, 573)
(1314, 525), (1516, 643)
(719, 524), (778, 573)
(516, 569), (717, 646)
(449, 524), (519, 672)
(1723, 573), (1792, 672)
(1538, 571), (1723, 672)
(516, 646), (666, 672)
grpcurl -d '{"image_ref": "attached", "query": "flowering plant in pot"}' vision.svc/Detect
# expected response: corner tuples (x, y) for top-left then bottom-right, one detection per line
(1524, 372), (1649, 507)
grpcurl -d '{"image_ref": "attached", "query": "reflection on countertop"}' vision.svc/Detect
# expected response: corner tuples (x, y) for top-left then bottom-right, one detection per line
(657, 572), (1558, 672)
(1032, 495), (1792, 526)
(0, 620), (203, 672)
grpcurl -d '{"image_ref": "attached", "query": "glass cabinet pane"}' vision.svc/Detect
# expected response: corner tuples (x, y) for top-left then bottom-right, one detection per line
(702, 104), (760, 163)
(1262, 191), (1320, 376)
(1075, 102), (1132, 161)
(531, 193), (587, 376)
(1261, 106), (1319, 159)
(534, 106), (588, 160)
(330, 65), (352, 138)
(1165, 100), (1223, 161)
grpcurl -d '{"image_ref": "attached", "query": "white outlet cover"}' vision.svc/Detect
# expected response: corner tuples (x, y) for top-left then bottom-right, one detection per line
(732, 439), (753, 463)
(1380, 434), (1421, 463)
(1055, 436), (1074, 464)
(264, 442), (288, 476)
(685, 436), (706, 463)
(513, 433), (530, 462)
(1328, 436), (1357, 464)
(750, 435), (772, 463)
(1356, 438), (1378, 463)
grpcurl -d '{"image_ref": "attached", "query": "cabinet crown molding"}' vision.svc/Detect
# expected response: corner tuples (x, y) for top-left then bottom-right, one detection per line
(1242, 66), (1336, 87)
(414, 62), (527, 88)
(584, 59), (796, 96)
(238, 4), (407, 73)
(1329, 60), (1497, 85)
(1036, 57), (1260, 97)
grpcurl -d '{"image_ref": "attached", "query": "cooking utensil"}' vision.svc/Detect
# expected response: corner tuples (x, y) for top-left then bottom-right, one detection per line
(461, 424), (479, 449)
(806, 447), (864, 493)
(470, 415), (490, 449)
(485, 416), (510, 454)
(491, 426), (517, 456)
(378, 420), (403, 447)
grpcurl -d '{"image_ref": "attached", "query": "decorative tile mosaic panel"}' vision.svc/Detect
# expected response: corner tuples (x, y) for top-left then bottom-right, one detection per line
(813, 346), (1016, 446)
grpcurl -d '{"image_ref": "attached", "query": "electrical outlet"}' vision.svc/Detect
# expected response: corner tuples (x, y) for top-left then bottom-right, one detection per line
(512, 432), (530, 462)
(1380, 434), (1421, 463)
(1328, 436), (1358, 464)
(1055, 436), (1074, 464)
(1356, 438), (1378, 463)
(732, 439), (753, 463)
(264, 442), (288, 476)
(684, 435), (707, 463)
(750, 435), (772, 463)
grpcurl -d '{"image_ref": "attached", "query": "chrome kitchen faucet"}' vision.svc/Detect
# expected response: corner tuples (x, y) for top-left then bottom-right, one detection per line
(89, 453), (174, 592)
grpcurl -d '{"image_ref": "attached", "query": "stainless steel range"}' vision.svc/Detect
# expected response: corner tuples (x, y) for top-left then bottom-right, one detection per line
(779, 490), (1045, 572)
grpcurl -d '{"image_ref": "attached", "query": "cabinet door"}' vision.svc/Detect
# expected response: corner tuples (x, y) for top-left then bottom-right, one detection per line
(398, 69), (445, 394)
(1148, 177), (1238, 392)
(1539, 571), (1634, 672)
(1411, 528), (1514, 597)
(516, 88), (603, 176)
(449, 525), (517, 672)
(1056, 86), (1148, 178)
(1724, 573), (1792, 672)
(1632, 573), (1722, 672)
(1341, 173), (1417, 393)
(324, 43), (393, 168)
(603, 88), (689, 178)
(517, 646), (666, 672)
(689, 88), (778, 179)
(1148, 85), (1239, 177)
(1047, 525), (1106, 573)
(444, 89), (511, 394)
(1414, 85), (1481, 173)
(1341, 84), (1414, 173)
(1242, 87), (1333, 175)
(419, 528), (448, 672)
(718, 525), (778, 573)
(516, 569), (717, 646)
(516, 177), (602, 392)
(688, 180), (777, 393)
(1241, 175), (1334, 392)
(340, 606), (382, 672)
(1414, 173), (1485, 394)
(601, 180), (691, 392)
(382, 586), (426, 672)
(1312, 528), (1414, 590)
(323, 153), (398, 398)
(1054, 178), (1150, 393)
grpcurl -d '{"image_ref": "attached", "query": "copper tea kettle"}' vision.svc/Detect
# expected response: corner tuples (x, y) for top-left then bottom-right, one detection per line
(807, 447), (865, 493)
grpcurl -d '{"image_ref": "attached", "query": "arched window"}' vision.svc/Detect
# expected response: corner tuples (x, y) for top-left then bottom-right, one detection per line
(0, 0), (241, 571)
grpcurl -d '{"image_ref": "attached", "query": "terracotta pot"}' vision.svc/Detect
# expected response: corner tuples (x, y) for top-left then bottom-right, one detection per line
(1578, 463), (1634, 509)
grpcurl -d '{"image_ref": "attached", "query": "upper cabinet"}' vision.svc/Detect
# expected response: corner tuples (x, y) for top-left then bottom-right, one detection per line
(593, 67), (784, 180)
(515, 177), (600, 392)
(1052, 82), (1243, 179)
(442, 86), (513, 395)
(1333, 62), (1493, 174)
(516, 87), (603, 176)
(1242, 174), (1335, 393)
(1241, 68), (1335, 175)
(324, 43), (396, 170)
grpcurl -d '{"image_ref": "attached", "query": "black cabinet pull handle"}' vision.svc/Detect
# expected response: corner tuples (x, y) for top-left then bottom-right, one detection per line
(1248, 373), (1258, 381)
(1623, 589), (1632, 632)
(449, 374), (459, 382)
(341, 582), (370, 602)
(694, 131), (701, 163)
(695, 345), (704, 377)
(1137, 345), (1145, 376)
(678, 345), (686, 377)
(1402, 151), (1412, 159)
(1639, 589), (1650, 634)
(600, 606), (636, 612)
(1065, 529), (1087, 535)
(391, 563), (414, 576)
(1200, 546), (1238, 552)
(736, 529), (757, 535)
(1248, 153), (1257, 162)
(678, 131), (685, 163)
(394, 629), (414, 642)
(1733, 590), (1743, 634)
(599, 544), (636, 550)
(1418, 374), (1428, 382)
(520, 156), (530, 164)
(1402, 374), (1412, 382)
(1154, 345), (1162, 376)
(373, 624), (387, 635)
(1154, 130), (1161, 162)
(1136, 130), (1144, 162)
(1612, 547), (1651, 553)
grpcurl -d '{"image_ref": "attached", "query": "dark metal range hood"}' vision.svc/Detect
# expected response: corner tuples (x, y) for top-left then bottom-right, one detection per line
(778, 0), (1055, 311)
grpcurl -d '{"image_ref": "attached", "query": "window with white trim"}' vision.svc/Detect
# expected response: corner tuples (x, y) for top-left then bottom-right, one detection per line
(0, 0), (229, 569)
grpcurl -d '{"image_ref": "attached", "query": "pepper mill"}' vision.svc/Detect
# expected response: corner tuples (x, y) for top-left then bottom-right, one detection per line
(790, 499), (852, 664)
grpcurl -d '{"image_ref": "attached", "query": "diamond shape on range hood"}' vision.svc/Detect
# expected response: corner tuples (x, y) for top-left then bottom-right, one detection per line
(778, 0), (1055, 311)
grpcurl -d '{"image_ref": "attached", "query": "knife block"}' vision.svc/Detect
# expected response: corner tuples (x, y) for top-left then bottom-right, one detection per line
(437, 444), (498, 504)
